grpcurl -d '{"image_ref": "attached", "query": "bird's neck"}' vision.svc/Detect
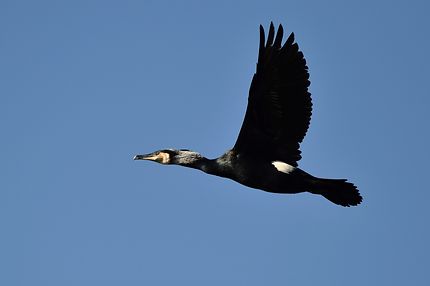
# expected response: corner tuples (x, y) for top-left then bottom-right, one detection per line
(174, 155), (229, 177)
(171, 150), (236, 180)
(198, 158), (225, 176)
(175, 156), (211, 170)
(171, 152), (212, 171)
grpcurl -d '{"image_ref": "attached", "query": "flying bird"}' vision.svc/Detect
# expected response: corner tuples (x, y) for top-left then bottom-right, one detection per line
(134, 23), (362, 207)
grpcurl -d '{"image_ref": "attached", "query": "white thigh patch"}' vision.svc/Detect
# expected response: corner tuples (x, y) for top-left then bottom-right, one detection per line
(272, 161), (295, 174)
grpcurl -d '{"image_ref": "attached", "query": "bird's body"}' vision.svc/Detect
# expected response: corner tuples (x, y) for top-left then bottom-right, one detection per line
(201, 151), (304, 194)
(135, 23), (362, 207)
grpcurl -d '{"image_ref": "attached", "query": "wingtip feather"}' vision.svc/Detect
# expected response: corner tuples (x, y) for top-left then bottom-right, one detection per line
(266, 22), (275, 47)
(273, 24), (284, 48)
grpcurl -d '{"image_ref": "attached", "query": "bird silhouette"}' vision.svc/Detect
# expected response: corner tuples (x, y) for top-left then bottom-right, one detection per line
(134, 23), (362, 207)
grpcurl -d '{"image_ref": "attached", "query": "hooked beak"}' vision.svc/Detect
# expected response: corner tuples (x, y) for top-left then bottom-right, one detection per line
(133, 153), (155, 160)
(133, 151), (170, 164)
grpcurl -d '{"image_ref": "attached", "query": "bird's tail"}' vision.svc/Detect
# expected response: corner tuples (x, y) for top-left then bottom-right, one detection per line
(310, 177), (362, 207)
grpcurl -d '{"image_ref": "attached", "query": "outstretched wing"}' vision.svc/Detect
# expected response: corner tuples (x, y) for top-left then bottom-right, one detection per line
(233, 23), (312, 166)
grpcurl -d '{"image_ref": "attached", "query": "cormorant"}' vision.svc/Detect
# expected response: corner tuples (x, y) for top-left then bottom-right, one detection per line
(134, 23), (362, 207)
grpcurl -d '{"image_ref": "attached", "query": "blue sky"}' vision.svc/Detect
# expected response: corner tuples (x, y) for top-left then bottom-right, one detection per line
(1, 0), (429, 285)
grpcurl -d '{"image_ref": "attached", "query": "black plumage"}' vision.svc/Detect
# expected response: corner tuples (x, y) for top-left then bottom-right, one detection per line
(134, 23), (362, 207)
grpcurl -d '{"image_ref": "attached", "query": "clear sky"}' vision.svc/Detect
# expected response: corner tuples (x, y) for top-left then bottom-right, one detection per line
(1, 0), (429, 285)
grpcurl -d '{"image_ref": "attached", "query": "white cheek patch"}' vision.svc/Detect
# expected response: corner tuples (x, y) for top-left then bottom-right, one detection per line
(272, 161), (295, 174)
(160, 153), (170, 164)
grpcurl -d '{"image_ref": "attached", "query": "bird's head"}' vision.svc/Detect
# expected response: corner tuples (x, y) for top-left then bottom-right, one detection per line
(133, 149), (203, 165)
